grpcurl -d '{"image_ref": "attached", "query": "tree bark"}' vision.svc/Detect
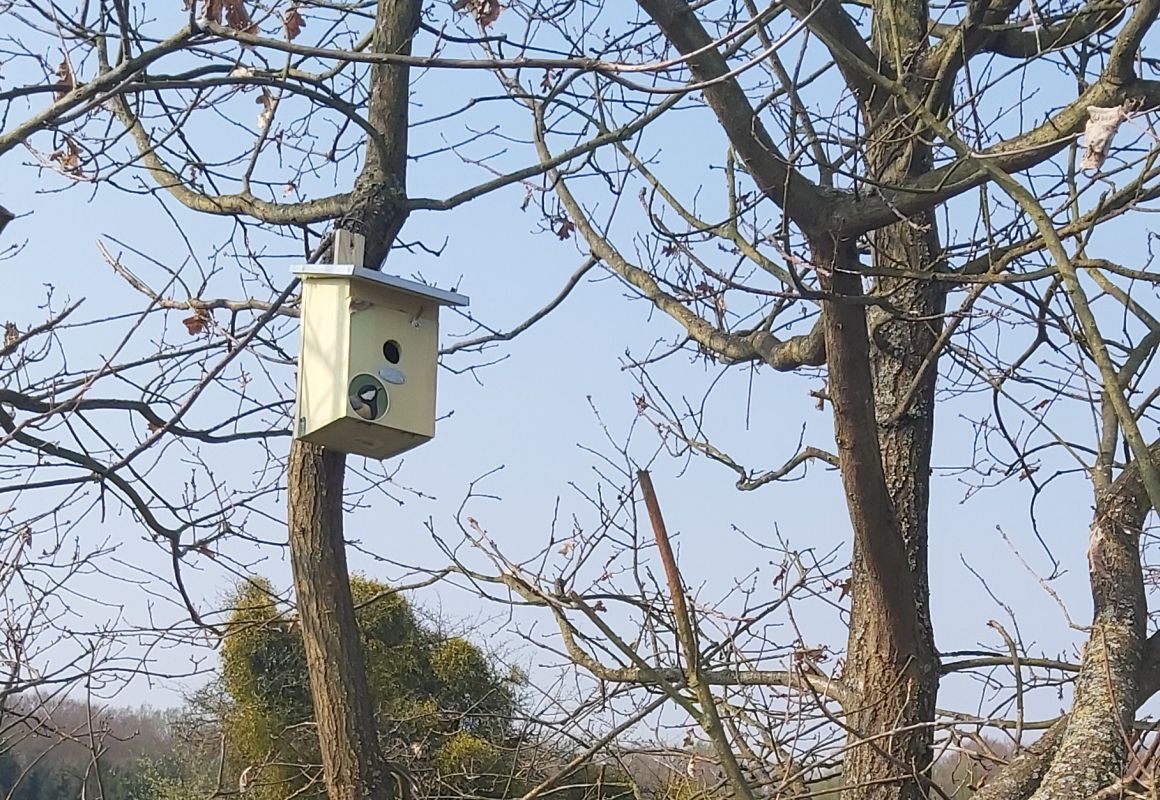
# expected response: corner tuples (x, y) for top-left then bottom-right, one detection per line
(288, 443), (398, 800)
(838, 0), (946, 794)
(845, 225), (942, 800)
(813, 237), (929, 800)
(284, 2), (420, 800)
(1025, 459), (1148, 798)
(976, 626), (1160, 800)
(844, 168), (944, 800)
(975, 440), (1156, 800)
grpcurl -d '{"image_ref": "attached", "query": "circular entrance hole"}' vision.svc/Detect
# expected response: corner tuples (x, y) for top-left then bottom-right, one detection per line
(382, 339), (401, 364)
(348, 374), (389, 421)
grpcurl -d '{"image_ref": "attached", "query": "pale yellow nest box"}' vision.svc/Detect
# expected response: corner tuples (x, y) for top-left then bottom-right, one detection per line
(292, 251), (468, 460)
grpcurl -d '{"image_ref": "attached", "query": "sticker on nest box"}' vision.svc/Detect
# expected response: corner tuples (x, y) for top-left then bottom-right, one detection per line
(348, 374), (389, 420)
(378, 365), (407, 385)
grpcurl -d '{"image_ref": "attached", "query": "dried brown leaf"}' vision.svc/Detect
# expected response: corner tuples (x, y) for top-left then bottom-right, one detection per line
(50, 137), (82, 174)
(455, 0), (503, 27)
(284, 4), (305, 40)
(200, 0), (223, 22)
(201, 0), (256, 33)
(227, 0), (252, 30)
(182, 311), (209, 335)
(479, 0), (502, 25)
(54, 59), (76, 100)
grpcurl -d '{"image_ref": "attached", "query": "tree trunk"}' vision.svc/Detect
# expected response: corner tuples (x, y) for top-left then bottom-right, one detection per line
(284, 2), (420, 799)
(1026, 466), (1147, 798)
(843, 218), (942, 800)
(843, 214), (944, 800)
(974, 439), (1153, 800)
(839, 0), (945, 794)
(288, 443), (398, 800)
(976, 622), (1160, 800)
(813, 237), (929, 800)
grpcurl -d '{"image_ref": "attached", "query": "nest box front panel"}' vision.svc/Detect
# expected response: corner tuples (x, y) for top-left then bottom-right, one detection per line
(346, 283), (439, 439)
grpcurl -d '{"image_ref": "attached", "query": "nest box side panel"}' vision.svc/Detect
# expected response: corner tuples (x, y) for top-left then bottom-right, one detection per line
(296, 278), (352, 441)
(347, 281), (440, 440)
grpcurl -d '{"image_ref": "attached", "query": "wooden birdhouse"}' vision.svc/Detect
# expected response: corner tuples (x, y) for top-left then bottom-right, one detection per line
(292, 233), (468, 459)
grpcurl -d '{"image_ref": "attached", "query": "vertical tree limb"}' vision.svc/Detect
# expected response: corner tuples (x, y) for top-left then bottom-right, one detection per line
(813, 238), (929, 800)
(288, 444), (399, 800)
(849, 0), (947, 784)
(285, 3), (422, 799)
(1025, 473), (1148, 799)
(977, 441), (1160, 800)
(638, 470), (758, 800)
